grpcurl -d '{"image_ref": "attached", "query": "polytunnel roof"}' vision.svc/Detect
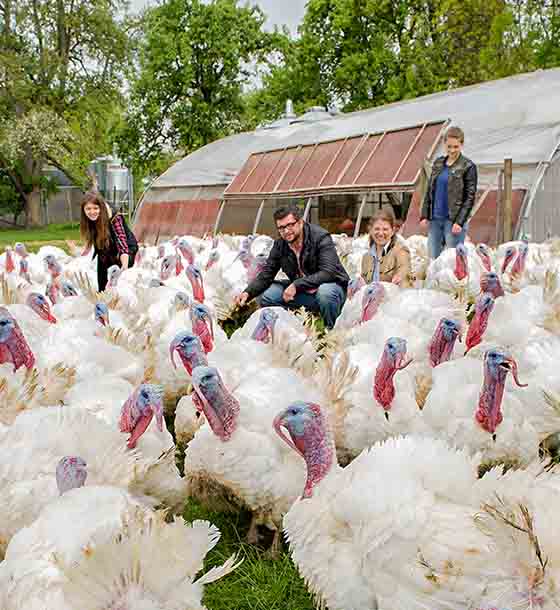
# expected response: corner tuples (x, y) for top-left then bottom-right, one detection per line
(151, 68), (560, 191)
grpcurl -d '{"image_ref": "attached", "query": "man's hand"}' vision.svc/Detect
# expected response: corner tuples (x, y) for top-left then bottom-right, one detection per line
(234, 292), (249, 308)
(391, 274), (402, 286)
(451, 223), (462, 235)
(419, 219), (429, 229)
(282, 283), (297, 303)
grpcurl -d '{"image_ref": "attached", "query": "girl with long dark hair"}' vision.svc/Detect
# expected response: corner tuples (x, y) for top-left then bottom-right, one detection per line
(79, 192), (138, 292)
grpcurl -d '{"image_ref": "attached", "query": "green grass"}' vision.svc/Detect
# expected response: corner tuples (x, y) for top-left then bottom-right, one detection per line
(0, 222), (81, 253)
(184, 500), (315, 610)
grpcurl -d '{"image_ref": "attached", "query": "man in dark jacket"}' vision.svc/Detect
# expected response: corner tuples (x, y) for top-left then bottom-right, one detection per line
(420, 126), (478, 259)
(234, 206), (349, 329)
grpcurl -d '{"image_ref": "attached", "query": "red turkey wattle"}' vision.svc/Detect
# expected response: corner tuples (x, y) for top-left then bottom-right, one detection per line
(186, 265), (205, 303)
(511, 242), (529, 276)
(119, 384), (164, 449)
(428, 318), (461, 368)
(0, 311), (36, 372)
(479, 273), (504, 299)
(26, 293), (57, 324)
(191, 366), (240, 442)
(501, 246), (517, 274)
(4, 248), (15, 274)
(190, 304), (214, 354)
(175, 251), (184, 276)
(178, 240), (195, 265)
(475, 244), (493, 272)
(465, 294), (495, 353)
(475, 350), (527, 438)
(251, 309), (278, 344)
(273, 402), (334, 499)
(454, 244), (469, 281)
(169, 331), (208, 375)
(361, 282), (385, 323)
(374, 338), (413, 419)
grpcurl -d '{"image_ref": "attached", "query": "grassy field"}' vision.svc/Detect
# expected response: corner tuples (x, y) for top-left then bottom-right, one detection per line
(0, 222), (81, 253)
(185, 501), (315, 610)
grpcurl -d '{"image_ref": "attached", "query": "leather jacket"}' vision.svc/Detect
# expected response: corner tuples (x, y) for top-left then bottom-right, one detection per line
(421, 154), (478, 226)
(244, 222), (350, 299)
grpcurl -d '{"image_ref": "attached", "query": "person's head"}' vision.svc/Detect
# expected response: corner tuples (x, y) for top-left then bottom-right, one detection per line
(368, 209), (396, 247)
(444, 126), (464, 160)
(80, 191), (111, 250)
(273, 205), (304, 244)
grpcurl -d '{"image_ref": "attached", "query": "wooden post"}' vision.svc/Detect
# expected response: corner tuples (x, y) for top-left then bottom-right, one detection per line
(503, 158), (513, 243)
(496, 168), (504, 245)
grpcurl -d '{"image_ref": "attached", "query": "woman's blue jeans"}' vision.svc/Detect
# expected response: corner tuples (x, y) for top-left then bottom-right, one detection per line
(428, 219), (468, 259)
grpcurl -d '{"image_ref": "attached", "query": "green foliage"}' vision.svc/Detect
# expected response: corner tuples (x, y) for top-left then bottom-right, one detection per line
(117, 0), (279, 176)
(249, 0), (560, 118)
(0, 0), (132, 225)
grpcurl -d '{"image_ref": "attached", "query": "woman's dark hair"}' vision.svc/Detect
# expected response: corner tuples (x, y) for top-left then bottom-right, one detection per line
(273, 205), (302, 223)
(80, 191), (111, 251)
(368, 208), (396, 230)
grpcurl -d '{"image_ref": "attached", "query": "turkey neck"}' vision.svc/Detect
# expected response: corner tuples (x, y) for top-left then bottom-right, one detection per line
(374, 359), (398, 412)
(300, 417), (336, 499)
(476, 366), (507, 435)
(196, 379), (240, 442)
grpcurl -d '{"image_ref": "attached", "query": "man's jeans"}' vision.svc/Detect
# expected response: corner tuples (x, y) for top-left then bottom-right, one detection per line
(428, 219), (468, 259)
(257, 281), (346, 329)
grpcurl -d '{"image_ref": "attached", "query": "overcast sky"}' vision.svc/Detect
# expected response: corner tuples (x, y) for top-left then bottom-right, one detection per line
(130, 0), (307, 33)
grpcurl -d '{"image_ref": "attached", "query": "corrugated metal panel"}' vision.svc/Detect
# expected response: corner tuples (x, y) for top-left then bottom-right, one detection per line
(522, 154), (560, 241)
(401, 188), (526, 246)
(133, 200), (220, 242)
(224, 121), (447, 199)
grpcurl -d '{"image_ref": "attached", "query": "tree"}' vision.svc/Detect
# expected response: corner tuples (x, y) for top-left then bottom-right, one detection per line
(0, 0), (130, 226)
(249, 0), (560, 123)
(117, 0), (278, 177)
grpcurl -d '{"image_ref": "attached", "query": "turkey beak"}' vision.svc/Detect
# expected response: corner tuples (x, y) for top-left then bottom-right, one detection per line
(273, 413), (303, 458)
(396, 352), (413, 371)
(169, 339), (180, 369)
(251, 319), (270, 343)
(503, 357), (528, 388)
(204, 312), (214, 340)
(152, 398), (164, 432)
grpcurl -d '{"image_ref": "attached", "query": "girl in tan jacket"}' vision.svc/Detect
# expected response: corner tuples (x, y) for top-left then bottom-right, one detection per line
(361, 209), (413, 288)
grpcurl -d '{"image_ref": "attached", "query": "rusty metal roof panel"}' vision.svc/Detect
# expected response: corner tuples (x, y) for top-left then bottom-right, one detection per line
(224, 121), (446, 198)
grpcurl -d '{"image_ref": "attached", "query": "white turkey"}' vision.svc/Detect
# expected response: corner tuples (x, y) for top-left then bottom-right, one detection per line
(274, 402), (499, 610)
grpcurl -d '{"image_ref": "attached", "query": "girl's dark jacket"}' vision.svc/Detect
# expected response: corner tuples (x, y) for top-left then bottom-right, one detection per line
(421, 154), (478, 227)
(93, 209), (138, 266)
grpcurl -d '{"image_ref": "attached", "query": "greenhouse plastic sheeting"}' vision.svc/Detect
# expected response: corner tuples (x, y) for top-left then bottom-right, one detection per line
(151, 69), (560, 191)
(224, 122), (446, 198)
(133, 199), (221, 242)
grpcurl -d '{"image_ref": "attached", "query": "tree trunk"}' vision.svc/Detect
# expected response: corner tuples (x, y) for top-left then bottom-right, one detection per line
(25, 186), (43, 228)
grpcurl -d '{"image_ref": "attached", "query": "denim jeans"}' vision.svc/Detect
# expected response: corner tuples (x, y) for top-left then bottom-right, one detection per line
(427, 219), (468, 259)
(257, 281), (346, 329)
